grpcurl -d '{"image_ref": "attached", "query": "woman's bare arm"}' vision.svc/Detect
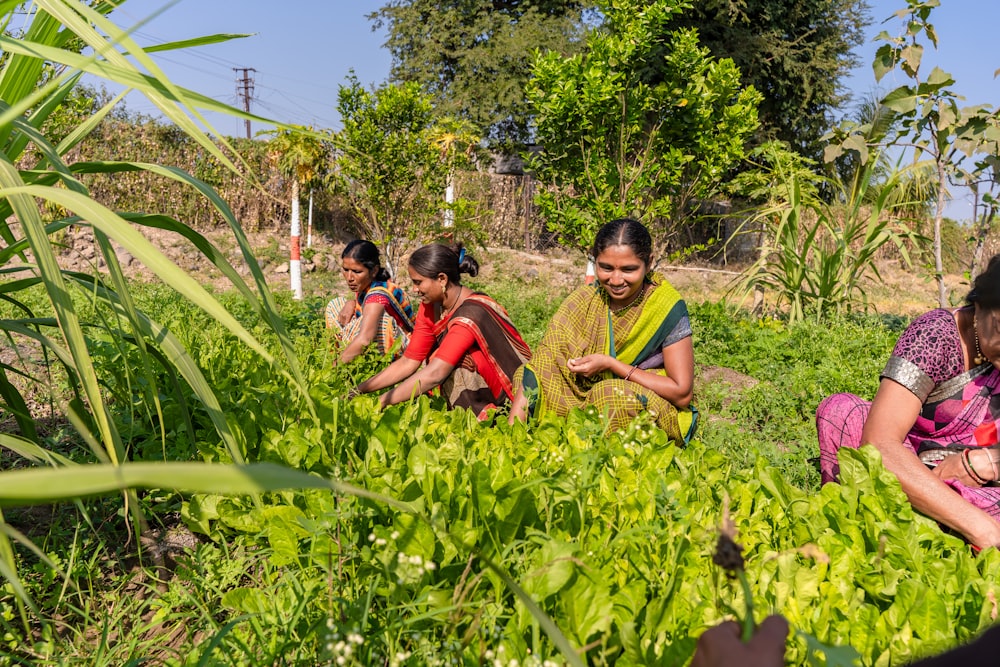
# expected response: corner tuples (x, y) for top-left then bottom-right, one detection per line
(355, 355), (423, 395)
(340, 301), (386, 364)
(380, 357), (455, 407)
(566, 336), (694, 409)
(863, 378), (1000, 547)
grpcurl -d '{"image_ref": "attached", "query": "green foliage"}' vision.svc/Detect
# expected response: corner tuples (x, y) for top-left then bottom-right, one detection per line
(370, 0), (596, 149)
(333, 76), (480, 277)
(264, 125), (334, 192)
(4, 262), (997, 666)
(664, 0), (867, 160)
(0, 0), (312, 632)
(75, 118), (323, 232)
(831, 0), (1000, 305)
(732, 142), (924, 322)
(526, 0), (761, 257)
(4, 3), (1000, 663)
(692, 301), (899, 487)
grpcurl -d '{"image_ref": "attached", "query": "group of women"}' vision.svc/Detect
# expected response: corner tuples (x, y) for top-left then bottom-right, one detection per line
(326, 222), (1000, 660)
(326, 219), (697, 441)
(328, 220), (1000, 553)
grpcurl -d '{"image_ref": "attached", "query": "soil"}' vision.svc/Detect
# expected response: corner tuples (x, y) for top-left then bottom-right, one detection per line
(54, 222), (959, 316)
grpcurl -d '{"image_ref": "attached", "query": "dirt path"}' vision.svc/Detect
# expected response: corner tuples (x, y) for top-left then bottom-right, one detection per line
(56, 222), (963, 317)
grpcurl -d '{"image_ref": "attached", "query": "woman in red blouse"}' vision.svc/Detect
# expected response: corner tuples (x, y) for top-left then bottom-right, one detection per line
(348, 243), (531, 419)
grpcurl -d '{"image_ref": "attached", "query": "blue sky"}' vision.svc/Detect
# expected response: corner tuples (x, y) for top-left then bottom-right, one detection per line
(103, 0), (392, 134)
(101, 0), (1000, 220)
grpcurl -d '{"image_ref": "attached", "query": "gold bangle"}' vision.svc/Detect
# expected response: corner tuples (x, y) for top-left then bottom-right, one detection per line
(624, 365), (637, 381)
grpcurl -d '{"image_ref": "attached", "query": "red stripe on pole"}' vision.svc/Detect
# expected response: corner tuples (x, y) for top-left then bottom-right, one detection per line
(290, 235), (301, 261)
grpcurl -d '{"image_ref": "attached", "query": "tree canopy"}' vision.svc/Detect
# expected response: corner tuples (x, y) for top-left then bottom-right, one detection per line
(332, 75), (478, 276)
(372, 0), (868, 159)
(369, 0), (595, 149)
(664, 0), (869, 160)
(527, 0), (761, 256)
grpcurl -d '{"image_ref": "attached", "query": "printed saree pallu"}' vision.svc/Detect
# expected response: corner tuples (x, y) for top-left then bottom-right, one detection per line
(434, 293), (531, 418)
(325, 280), (414, 355)
(516, 275), (697, 443)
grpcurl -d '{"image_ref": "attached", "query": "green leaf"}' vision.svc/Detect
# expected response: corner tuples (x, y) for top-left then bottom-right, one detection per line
(562, 570), (614, 645)
(899, 43), (923, 77)
(222, 587), (270, 615)
(524, 537), (577, 599)
(872, 45), (896, 82)
(882, 86), (918, 114)
(799, 630), (862, 667)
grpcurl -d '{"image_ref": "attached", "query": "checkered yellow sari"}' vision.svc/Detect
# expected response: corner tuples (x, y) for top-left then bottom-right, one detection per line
(515, 273), (696, 442)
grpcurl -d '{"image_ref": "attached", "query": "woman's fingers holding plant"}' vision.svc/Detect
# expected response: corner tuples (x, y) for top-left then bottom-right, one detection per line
(691, 615), (788, 667)
(567, 354), (608, 377)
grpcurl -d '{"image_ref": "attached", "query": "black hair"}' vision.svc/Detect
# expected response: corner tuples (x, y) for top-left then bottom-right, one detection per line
(967, 254), (1000, 310)
(591, 218), (653, 267)
(342, 240), (390, 282)
(408, 243), (479, 284)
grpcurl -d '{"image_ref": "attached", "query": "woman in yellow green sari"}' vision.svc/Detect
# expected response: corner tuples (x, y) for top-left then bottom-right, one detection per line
(509, 219), (697, 443)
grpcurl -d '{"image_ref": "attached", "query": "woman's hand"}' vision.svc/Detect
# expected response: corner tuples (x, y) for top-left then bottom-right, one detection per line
(508, 388), (529, 424)
(933, 448), (1000, 487)
(380, 357), (454, 407)
(567, 354), (612, 377)
(337, 299), (356, 327)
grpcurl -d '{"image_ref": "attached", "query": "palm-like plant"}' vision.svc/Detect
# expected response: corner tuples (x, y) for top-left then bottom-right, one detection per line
(0, 0), (315, 621)
(264, 125), (332, 298)
(732, 142), (925, 322)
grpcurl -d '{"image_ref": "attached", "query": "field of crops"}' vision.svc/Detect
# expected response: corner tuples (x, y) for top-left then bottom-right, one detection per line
(3, 270), (996, 666)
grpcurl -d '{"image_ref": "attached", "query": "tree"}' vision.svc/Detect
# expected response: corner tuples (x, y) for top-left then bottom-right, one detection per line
(265, 125), (333, 299)
(526, 0), (761, 259)
(828, 0), (1000, 306)
(369, 0), (595, 148)
(333, 75), (477, 276)
(664, 0), (868, 160)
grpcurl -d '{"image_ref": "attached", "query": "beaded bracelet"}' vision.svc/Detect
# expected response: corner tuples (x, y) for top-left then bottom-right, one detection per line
(623, 365), (637, 381)
(962, 448), (990, 486)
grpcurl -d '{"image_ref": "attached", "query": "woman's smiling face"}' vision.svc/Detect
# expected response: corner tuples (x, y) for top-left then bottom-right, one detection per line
(595, 244), (648, 307)
(407, 265), (446, 304)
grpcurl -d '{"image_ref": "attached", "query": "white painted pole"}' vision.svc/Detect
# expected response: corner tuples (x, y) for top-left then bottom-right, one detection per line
(444, 179), (454, 227)
(290, 180), (302, 300)
(307, 188), (314, 248)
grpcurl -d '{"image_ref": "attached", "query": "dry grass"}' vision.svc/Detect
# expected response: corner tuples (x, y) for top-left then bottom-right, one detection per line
(54, 221), (970, 318)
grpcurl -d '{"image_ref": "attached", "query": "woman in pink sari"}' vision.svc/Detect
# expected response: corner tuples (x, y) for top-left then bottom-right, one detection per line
(817, 255), (1000, 549)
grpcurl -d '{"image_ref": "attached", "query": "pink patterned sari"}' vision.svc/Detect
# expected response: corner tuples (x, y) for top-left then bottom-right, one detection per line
(817, 308), (1000, 518)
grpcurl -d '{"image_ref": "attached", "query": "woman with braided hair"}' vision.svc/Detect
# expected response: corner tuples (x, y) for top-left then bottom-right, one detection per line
(325, 240), (414, 364)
